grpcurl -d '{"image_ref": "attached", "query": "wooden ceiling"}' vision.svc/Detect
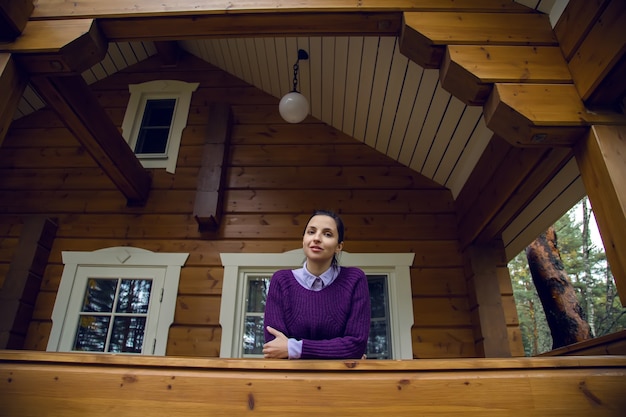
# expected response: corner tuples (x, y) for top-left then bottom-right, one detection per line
(13, 1), (566, 200)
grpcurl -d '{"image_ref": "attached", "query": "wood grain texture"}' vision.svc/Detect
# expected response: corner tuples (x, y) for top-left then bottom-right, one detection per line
(1, 351), (625, 416)
(1, 49), (517, 358)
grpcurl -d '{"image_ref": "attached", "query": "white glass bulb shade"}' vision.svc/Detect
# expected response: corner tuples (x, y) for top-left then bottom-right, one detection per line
(279, 91), (309, 123)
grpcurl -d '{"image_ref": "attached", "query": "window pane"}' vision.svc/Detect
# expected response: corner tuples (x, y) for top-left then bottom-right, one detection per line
(82, 278), (117, 313)
(243, 316), (265, 355)
(73, 315), (110, 352)
(116, 279), (152, 313)
(143, 99), (176, 126)
(135, 128), (170, 154)
(135, 98), (176, 155)
(367, 275), (392, 359)
(246, 277), (269, 313)
(367, 320), (390, 359)
(368, 277), (387, 318)
(108, 317), (146, 353)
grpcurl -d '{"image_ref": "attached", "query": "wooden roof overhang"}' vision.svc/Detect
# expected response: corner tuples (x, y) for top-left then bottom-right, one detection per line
(1, 0), (625, 298)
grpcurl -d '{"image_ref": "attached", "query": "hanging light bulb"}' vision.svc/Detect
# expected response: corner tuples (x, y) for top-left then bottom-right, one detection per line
(279, 49), (309, 123)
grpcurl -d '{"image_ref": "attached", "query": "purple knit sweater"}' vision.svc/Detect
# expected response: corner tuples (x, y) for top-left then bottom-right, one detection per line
(263, 266), (371, 359)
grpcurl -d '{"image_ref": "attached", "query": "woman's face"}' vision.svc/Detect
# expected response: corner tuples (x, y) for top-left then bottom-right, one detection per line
(302, 214), (343, 263)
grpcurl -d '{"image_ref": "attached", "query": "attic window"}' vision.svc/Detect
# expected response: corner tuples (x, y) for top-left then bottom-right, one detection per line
(121, 80), (199, 173)
(134, 98), (176, 156)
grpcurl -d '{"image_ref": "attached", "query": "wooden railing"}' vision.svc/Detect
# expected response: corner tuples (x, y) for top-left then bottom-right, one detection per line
(1, 350), (625, 416)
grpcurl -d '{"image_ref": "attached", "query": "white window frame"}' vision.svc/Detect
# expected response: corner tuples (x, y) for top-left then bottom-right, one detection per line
(121, 80), (199, 174)
(47, 247), (188, 356)
(219, 250), (415, 359)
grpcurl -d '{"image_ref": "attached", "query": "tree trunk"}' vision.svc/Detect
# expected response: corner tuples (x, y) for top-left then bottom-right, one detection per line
(525, 226), (592, 349)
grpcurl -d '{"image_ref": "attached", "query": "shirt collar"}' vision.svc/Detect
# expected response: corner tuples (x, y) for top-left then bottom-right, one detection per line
(301, 261), (340, 289)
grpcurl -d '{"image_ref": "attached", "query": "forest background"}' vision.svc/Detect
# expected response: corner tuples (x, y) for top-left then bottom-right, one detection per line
(508, 197), (626, 356)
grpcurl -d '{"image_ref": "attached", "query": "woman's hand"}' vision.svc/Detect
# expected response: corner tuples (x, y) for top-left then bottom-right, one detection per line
(263, 326), (289, 359)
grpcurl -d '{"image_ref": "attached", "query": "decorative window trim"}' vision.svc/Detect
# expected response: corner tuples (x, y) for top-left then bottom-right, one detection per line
(121, 80), (199, 174)
(219, 249), (415, 359)
(47, 247), (189, 356)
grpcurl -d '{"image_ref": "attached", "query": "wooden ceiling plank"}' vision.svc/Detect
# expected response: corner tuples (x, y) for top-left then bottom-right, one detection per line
(0, 53), (28, 146)
(566, 0), (626, 103)
(401, 12), (557, 68)
(29, 74), (151, 205)
(483, 83), (626, 147)
(574, 125), (626, 304)
(98, 12), (402, 42)
(0, 0), (33, 41)
(31, 1), (532, 19)
(441, 45), (572, 105)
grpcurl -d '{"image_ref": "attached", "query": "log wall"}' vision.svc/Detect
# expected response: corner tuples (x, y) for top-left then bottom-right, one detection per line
(0, 51), (523, 358)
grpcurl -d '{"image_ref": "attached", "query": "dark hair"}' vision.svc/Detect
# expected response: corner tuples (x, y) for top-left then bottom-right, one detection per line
(304, 209), (345, 243)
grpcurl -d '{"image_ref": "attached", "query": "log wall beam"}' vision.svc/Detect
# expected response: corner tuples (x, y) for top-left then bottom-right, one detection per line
(440, 45), (572, 106)
(483, 83), (626, 147)
(194, 103), (232, 232)
(2, 19), (108, 74)
(574, 125), (626, 305)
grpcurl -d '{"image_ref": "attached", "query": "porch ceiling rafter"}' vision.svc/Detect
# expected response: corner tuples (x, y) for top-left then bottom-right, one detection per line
(1, 18), (152, 205)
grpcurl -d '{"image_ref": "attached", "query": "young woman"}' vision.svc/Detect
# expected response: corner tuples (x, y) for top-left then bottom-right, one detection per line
(263, 210), (370, 359)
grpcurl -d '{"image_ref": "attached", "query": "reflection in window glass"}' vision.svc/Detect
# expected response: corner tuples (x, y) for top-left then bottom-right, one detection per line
(243, 275), (270, 356)
(73, 277), (152, 354)
(367, 275), (392, 359)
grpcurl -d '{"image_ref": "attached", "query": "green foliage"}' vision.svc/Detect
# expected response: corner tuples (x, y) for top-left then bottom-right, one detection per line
(509, 197), (626, 356)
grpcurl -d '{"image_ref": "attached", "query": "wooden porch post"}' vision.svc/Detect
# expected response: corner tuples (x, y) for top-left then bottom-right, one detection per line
(467, 240), (515, 357)
(0, 217), (57, 349)
(574, 125), (626, 305)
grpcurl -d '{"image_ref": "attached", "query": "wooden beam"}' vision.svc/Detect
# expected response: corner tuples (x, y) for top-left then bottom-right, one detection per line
(30, 1), (531, 19)
(476, 147), (574, 244)
(554, 0), (612, 61)
(456, 136), (547, 248)
(483, 83), (626, 147)
(1, 351), (626, 416)
(0, 19), (107, 74)
(466, 241), (513, 358)
(0, 53), (28, 146)
(574, 125), (626, 305)
(98, 12), (402, 41)
(29, 74), (152, 205)
(0, 0), (33, 41)
(0, 217), (57, 349)
(440, 45), (572, 105)
(194, 103), (232, 232)
(401, 12), (557, 68)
